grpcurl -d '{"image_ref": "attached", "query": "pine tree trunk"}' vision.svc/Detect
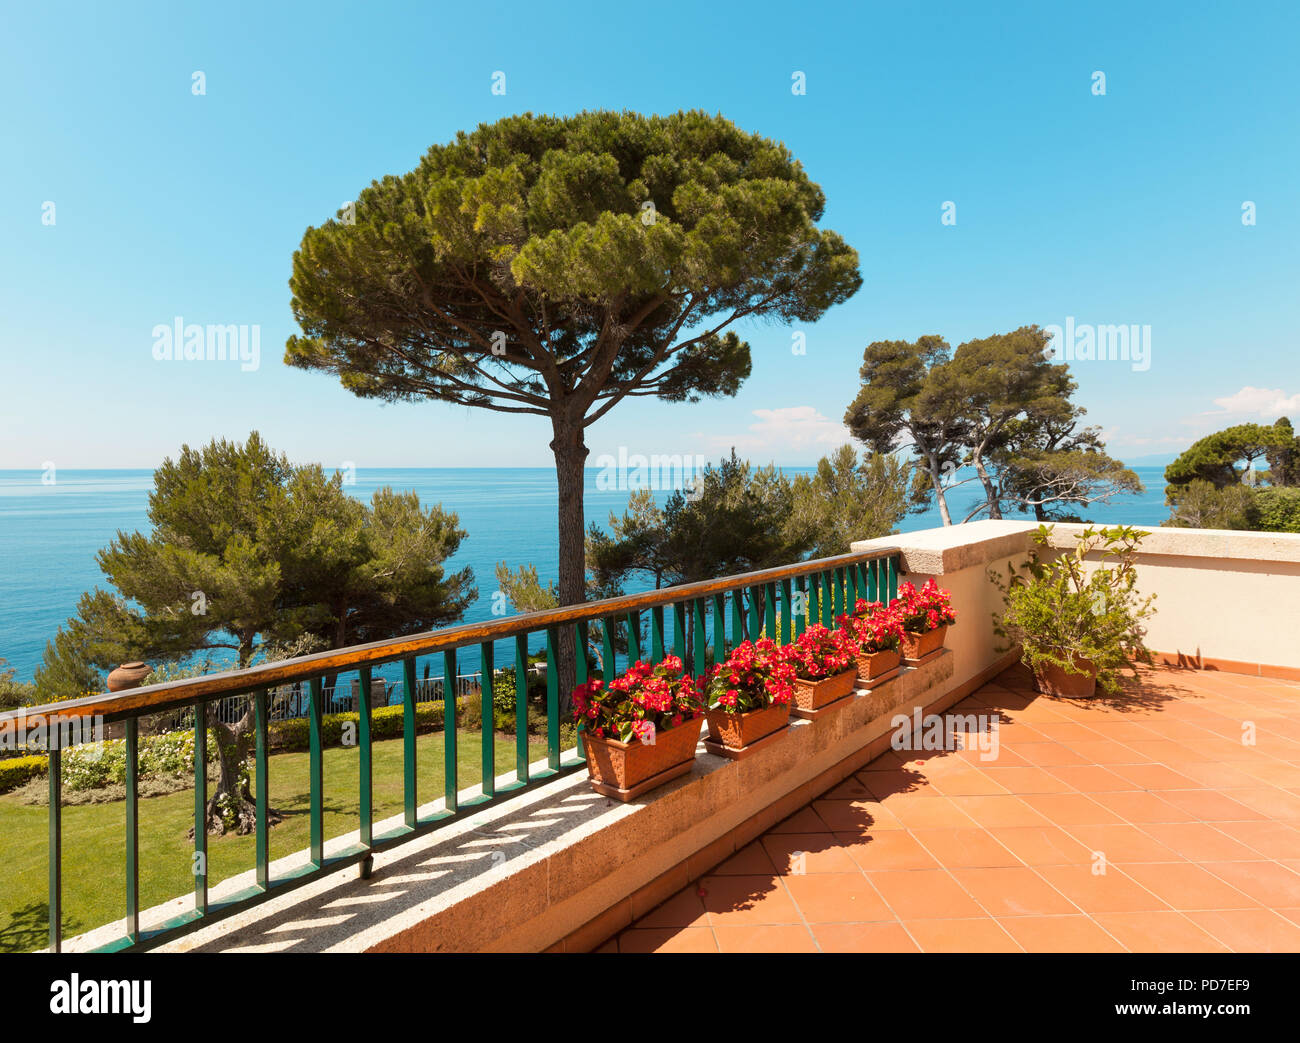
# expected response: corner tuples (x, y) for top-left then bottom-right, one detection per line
(550, 420), (588, 705)
(925, 451), (953, 526)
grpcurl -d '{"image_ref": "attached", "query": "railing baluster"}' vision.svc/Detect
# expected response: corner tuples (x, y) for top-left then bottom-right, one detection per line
(359, 669), (374, 848)
(601, 616), (616, 680)
(443, 649), (458, 813)
(672, 602), (687, 663)
(764, 581), (777, 640)
(574, 622), (588, 759)
(712, 592), (727, 656)
(748, 583), (762, 640)
(125, 718), (139, 944)
(821, 571), (835, 627)
(480, 642), (496, 798)
(650, 605), (665, 664)
(308, 680), (324, 867)
(194, 699), (208, 914)
(402, 657), (417, 829)
(545, 626), (560, 771)
(626, 610), (641, 663)
(514, 634), (529, 784)
(780, 579), (793, 644)
(795, 576), (808, 638)
(47, 734), (61, 953)
(731, 589), (744, 646)
(255, 688), (269, 889)
(692, 597), (708, 676)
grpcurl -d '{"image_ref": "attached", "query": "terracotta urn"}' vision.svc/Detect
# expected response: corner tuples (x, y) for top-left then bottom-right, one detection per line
(107, 661), (151, 692)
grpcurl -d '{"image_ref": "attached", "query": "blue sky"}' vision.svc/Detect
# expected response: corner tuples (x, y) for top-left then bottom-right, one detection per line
(2, 0), (1297, 469)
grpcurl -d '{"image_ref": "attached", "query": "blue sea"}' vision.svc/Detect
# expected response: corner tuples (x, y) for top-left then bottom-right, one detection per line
(0, 466), (1171, 685)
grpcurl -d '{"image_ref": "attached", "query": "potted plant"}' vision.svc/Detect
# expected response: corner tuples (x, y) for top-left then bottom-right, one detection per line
(892, 580), (956, 662)
(572, 655), (705, 800)
(788, 624), (859, 716)
(991, 525), (1157, 698)
(704, 638), (796, 755)
(843, 603), (904, 685)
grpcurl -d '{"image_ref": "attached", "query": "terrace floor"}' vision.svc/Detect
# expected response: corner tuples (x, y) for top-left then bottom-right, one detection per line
(608, 663), (1300, 953)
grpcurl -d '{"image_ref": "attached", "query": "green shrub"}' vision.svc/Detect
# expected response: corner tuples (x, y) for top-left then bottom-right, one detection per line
(1252, 487), (1300, 533)
(266, 699), (458, 752)
(0, 755), (47, 794)
(991, 524), (1157, 693)
(60, 729), (218, 792)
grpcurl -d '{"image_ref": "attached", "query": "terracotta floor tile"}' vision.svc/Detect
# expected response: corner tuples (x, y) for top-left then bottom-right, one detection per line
(1090, 790), (1196, 824)
(1220, 786), (1300, 820)
(769, 806), (835, 834)
(618, 927), (718, 953)
(1031, 723), (1104, 744)
(782, 872), (893, 923)
(636, 888), (709, 928)
(760, 833), (861, 875)
(1035, 864), (1171, 913)
(1236, 761), (1300, 788)
(812, 921), (920, 953)
(1060, 740), (1148, 766)
(1185, 908), (1300, 952)
(866, 869), (986, 920)
(928, 767), (1011, 796)
(1172, 761), (1267, 789)
(712, 841), (779, 875)
(950, 867), (1079, 916)
(910, 828), (1021, 868)
(1107, 763), (1200, 790)
(1155, 788), (1266, 822)
(1093, 911), (1230, 952)
(997, 914), (1126, 952)
(904, 917), (1022, 952)
(1043, 764), (1135, 792)
(836, 829), (941, 871)
(1118, 862), (1259, 910)
(1020, 792), (1123, 826)
(1141, 822), (1263, 862)
(989, 826), (1093, 865)
(948, 795), (1052, 828)
(1199, 861), (1300, 906)
(697, 874), (802, 926)
(821, 773), (874, 801)
(712, 924), (817, 953)
(855, 768), (928, 801)
(1004, 742), (1092, 766)
(882, 795), (979, 829)
(979, 766), (1075, 793)
(810, 798), (902, 833)
(1213, 819), (1300, 859)
(1065, 823), (1181, 863)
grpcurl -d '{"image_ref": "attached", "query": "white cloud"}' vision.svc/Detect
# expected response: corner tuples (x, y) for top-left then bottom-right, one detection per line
(697, 406), (851, 458)
(1203, 386), (1300, 417)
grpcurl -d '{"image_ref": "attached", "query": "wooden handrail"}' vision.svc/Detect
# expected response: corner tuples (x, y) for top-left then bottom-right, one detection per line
(0, 546), (900, 734)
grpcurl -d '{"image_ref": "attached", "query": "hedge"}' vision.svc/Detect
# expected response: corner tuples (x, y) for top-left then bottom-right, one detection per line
(0, 755), (49, 794)
(267, 699), (462, 752)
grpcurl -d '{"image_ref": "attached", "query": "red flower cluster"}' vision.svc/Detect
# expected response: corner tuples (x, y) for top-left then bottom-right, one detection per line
(841, 602), (904, 654)
(788, 624), (857, 681)
(571, 654), (704, 745)
(705, 637), (797, 715)
(893, 579), (957, 634)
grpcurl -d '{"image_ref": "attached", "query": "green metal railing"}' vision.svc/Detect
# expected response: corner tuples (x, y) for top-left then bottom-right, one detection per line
(0, 547), (899, 953)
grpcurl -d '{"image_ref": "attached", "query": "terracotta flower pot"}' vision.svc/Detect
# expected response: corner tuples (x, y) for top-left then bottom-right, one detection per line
(582, 716), (703, 800)
(1032, 656), (1098, 698)
(706, 701), (790, 750)
(901, 625), (948, 663)
(855, 647), (902, 684)
(793, 668), (858, 712)
(107, 661), (151, 692)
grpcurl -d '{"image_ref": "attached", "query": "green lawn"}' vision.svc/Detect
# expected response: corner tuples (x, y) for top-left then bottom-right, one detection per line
(0, 728), (548, 953)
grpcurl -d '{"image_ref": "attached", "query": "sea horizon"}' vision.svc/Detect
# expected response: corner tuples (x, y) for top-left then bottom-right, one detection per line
(0, 464), (1173, 685)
